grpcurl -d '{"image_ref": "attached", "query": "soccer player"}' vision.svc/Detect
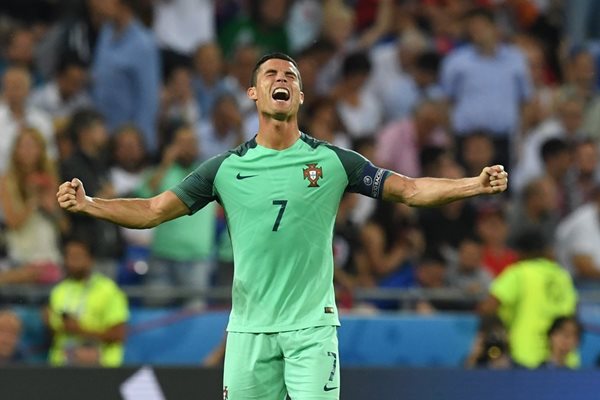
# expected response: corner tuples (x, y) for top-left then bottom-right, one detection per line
(57, 53), (508, 399)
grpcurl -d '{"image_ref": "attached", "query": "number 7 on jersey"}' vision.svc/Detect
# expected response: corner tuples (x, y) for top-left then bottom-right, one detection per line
(272, 200), (288, 232)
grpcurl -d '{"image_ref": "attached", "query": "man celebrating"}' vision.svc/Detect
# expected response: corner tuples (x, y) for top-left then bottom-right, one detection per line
(57, 53), (507, 399)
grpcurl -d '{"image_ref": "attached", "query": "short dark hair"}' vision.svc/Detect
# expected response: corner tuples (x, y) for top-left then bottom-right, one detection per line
(57, 54), (88, 75)
(540, 137), (569, 162)
(547, 316), (582, 340)
(464, 7), (495, 24)
(250, 52), (302, 89)
(68, 108), (104, 143)
(341, 51), (371, 78)
(62, 235), (95, 258)
(415, 51), (441, 74)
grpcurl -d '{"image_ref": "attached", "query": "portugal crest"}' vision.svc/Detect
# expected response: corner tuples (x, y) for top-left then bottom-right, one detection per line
(303, 163), (323, 187)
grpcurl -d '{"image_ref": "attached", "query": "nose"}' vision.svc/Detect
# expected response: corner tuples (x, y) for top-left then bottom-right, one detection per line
(276, 72), (287, 82)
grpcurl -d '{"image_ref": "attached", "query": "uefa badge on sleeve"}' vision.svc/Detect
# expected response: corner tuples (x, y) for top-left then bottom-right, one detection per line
(303, 163), (323, 187)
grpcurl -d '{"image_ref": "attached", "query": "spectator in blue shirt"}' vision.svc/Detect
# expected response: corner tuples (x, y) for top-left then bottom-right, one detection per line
(441, 8), (532, 168)
(91, 0), (160, 154)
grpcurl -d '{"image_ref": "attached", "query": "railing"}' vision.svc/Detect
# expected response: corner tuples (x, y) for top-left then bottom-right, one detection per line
(2, 284), (600, 307)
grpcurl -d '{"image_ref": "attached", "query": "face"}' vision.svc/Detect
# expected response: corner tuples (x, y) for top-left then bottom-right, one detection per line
(2, 69), (30, 107)
(550, 320), (580, 357)
(477, 213), (508, 245)
(91, 0), (119, 19)
(168, 68), (193, 99)
(574, 142), (598, 174)
(173, 128), (198, 167)
(462, 135), (494, 171)
(58, 66), (88, 99)
(194, 44), (223, 82)
(85, 121), (109, 149)
(259, 0), (288, 27)
(0, 312), (21, 360)
(559, 100), (584, 134)
(417, 261), (446, 288)
(247, 58), (304, 120)
(64, 242), (94, 280)
(467, 16), (496, 46)
(114, 129), (145, 171)
(458, 240), (483, 271)
(7, 30), (34, 64)
(15, 132), (43, 170)
(572, 53), (596, 84)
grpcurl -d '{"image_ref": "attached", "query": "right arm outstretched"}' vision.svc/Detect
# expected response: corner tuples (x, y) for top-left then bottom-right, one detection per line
(56, 178), (188, 229)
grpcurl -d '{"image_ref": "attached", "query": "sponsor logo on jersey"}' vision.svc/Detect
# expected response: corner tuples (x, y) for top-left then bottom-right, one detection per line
(236, 172), (258, 180)
(324, 306), (335, 314)
(303, 163), (323, 187)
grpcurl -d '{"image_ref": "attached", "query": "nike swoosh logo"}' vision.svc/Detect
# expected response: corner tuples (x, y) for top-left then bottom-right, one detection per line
(236, 173), (258, 180)
(323, 385), (338, 392)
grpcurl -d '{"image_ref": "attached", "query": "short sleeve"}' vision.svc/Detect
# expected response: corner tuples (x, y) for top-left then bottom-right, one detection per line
(490, 265), (521, 307)
(326, 144), (392, 199)
(170, 152), (230, 214)
(103, 287), (129, 328)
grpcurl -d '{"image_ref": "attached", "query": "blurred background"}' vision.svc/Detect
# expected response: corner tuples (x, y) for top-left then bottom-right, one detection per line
(0, 0), (600, 398)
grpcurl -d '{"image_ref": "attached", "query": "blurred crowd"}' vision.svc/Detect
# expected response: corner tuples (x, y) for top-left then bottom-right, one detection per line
(0, 0), (599, 368)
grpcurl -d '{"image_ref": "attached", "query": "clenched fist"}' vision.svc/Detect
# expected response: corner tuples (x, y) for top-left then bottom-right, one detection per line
(56, 178), (87, 213)
(480, 165), (508, 194)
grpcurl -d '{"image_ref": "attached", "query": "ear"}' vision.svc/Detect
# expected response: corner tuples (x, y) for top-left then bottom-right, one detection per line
(247, 86), (257, 101)
(299, 90), (304, 105)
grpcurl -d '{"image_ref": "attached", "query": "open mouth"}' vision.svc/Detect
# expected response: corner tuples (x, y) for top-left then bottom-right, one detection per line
(272, 87), (290, 101)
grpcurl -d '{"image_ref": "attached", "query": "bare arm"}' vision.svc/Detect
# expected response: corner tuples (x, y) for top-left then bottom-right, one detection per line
(571, 254), (600, 280)
(57, 178), (189, 229)
(382, 165), (508, 207)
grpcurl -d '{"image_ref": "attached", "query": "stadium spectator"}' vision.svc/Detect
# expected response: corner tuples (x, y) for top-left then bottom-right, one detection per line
(417, 163), (478, 256)
(136, 125), (216, 307)
(507, 176), (560, 249)
(513, 95), (585, 193)
(333, 51), (383, 139)
(91, 0), (160, 153)
(476, 205), (518, 277)
(441, 7), (532, 168)
(286, 0), (322, 53)
(555, 182), (600, 283)
(566, 139), (600, 210)
(109, 125), (149, 198)
(478, 228), (578, 368)
(0, 66), (54, 174)
(539, 316), (583, 369)
(299, 96), (350, 149)
(218, 0), (290, 59)
(192, 41), (229, 119)
(60, 109), (122, 274)
(153, 0), (215, 71)
(557, 48), (600, 139)
(44, 238), (129, 366)
(376, 100), (449, 177)
(446, 236), (492, 297)
(459, 132), (495, 182)
(0, 26), (43, 86)
(0, 128), (64, 284)
(29, 56), (92, 121)
(465, 315), (515, 369)
(223, 44), (260, 117)
(361, 201), (423, 293)
(0, 309), (24, 365)
(197, 94), (249, 160)
(537, 137), (573, 217)
(159, 65), (201, 141)
(35, 0), (108, 76)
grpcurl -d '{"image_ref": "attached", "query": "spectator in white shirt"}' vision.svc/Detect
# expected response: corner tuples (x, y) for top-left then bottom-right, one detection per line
(0, 67), (54, 174)
(29, 57), (92, 121)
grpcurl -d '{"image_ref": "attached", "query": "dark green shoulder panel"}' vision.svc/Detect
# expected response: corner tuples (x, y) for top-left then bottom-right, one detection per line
(170, 151), (232, 214)
(299, 132), (328, 149)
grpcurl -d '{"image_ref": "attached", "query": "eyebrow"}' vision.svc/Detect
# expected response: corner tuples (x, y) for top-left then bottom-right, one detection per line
(262, 68), (298, 78)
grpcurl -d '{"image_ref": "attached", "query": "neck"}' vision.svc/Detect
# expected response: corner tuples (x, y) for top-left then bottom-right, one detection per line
(114, 11), (133, 32)
(548, 352), (568, 367)
(8, 102), (25, 118)
(476, 41), (497, 56)
(80, 141), (101, 158)
(255, 114), (300, 150)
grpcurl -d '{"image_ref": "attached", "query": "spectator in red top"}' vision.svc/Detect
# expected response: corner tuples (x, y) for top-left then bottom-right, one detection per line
(476, 204), (519, 277)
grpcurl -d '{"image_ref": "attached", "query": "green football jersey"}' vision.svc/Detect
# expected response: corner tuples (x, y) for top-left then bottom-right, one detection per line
(172, 133), (391, 332)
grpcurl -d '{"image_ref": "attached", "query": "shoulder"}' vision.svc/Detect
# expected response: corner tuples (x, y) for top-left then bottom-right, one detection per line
(444, 45), (474, 65)
(299, 132), (330, 150)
